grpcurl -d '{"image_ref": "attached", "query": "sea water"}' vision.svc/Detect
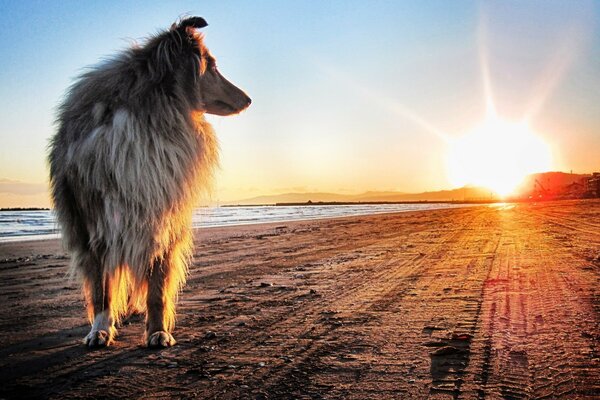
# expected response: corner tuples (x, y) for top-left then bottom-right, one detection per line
(0, 203), (476, 242)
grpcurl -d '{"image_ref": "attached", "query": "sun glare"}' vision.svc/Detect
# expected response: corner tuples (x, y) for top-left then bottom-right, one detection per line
(446, 114), (552, 197)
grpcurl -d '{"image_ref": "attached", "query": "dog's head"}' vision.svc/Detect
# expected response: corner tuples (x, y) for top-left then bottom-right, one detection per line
(146, 17), (251, 116)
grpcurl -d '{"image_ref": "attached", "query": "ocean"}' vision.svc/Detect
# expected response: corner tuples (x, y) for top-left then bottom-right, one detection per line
(0, 203), (477, 242)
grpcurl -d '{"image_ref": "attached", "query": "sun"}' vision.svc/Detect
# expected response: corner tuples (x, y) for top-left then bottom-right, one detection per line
(446, 113), (553, 197)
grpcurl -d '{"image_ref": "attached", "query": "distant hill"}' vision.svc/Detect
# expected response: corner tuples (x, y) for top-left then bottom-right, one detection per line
(226, 171), (597, 205)
(351, 187), (495, 202)
(225, 192), (354, 205)
(226, 186), (496, 205)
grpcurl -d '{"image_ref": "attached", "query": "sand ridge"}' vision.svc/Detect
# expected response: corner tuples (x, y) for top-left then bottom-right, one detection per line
(0, 200), (599, 399)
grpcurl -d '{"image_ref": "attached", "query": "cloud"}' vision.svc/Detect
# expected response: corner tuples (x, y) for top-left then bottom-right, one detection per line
(0, 179), (48, 195)
(273, 186), (309, 193)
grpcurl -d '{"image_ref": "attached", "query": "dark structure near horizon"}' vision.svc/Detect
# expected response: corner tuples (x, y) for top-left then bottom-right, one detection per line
(584, 173), (600, 198)
(529, 172), (600, 200)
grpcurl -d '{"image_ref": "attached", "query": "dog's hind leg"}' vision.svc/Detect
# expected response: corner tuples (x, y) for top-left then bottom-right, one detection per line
(82, 255), (116, 347)
(145, 254), (178, 348)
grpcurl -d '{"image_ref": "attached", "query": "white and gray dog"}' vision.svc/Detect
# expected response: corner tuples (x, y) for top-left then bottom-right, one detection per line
(49, 17), (250, 348)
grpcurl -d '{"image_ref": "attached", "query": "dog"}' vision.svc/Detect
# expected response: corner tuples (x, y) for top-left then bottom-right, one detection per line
(48, 17), (250, 348)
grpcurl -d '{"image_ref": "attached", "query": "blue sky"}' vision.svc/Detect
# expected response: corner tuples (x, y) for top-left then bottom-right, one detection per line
(0, 1), (598, 206)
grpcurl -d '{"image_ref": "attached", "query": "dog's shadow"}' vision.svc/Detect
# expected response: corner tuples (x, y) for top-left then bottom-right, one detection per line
(0, 314), (149, 398)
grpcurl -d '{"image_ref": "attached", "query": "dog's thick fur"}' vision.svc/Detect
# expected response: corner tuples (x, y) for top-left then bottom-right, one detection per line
(49, 17), (250, 347)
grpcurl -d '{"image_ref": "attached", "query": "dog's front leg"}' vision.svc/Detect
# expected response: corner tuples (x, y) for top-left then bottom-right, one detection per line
(145, 257), (176, 348)
(83, 261), (116, 347)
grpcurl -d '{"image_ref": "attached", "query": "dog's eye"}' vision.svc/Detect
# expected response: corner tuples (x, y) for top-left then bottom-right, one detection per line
(211, 65), (218, 73)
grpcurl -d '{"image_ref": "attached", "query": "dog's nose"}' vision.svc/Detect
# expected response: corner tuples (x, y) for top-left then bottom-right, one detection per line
(245, 96), (252, 107)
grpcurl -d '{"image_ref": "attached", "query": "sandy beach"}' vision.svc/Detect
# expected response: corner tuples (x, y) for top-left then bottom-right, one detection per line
(0, 200), (599, 399)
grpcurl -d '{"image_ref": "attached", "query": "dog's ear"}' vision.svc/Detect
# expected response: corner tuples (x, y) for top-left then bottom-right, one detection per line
(173, 17), (208, 32)
(172, 17), (208, 61)
(142, 17), (207, 84)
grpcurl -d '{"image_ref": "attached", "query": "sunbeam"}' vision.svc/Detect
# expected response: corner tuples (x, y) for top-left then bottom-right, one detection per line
(523, 21), (591, 120)
(313, 1), (595, 198)
(477, 9), (496, 118)
(315, 62), (450, 143)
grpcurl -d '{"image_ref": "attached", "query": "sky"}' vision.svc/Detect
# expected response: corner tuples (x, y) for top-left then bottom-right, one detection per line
(0, 0), (598, 207)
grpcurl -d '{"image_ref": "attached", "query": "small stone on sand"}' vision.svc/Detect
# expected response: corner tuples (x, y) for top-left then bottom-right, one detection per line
(204, 331), (217, 339)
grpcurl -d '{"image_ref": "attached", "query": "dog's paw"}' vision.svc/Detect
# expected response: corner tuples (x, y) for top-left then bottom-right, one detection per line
(84, 329), (113, 348)
(147, 331), (176, 348)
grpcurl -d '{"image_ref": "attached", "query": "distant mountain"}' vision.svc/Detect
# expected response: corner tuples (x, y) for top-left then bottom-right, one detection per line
(349, 187), (495, 202)
(226, 186), (496, 205)
(349, 191), (409, 201)
(223, 192), (352, 205)
(225, 171), (597, 205)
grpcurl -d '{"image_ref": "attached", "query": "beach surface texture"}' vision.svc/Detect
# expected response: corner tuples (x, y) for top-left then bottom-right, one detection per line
(0, 200), (599, 399)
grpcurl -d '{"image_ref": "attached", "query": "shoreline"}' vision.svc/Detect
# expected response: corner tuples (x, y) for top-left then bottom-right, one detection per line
(1, 207), (471, 257)
(0, 202), (484, 244)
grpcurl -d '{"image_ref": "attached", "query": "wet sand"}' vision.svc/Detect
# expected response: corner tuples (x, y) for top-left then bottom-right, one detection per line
(0, 200), (599, 399)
